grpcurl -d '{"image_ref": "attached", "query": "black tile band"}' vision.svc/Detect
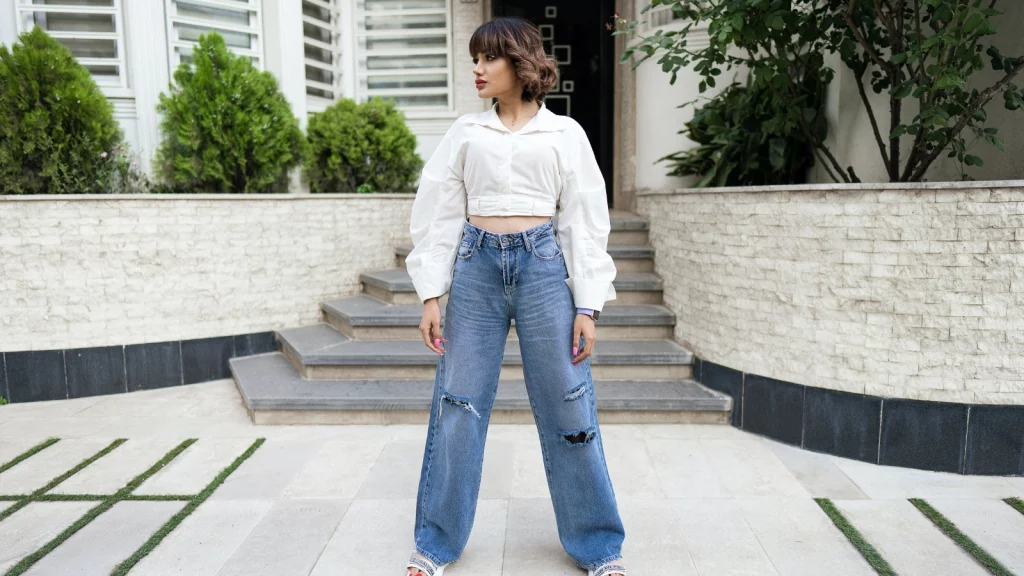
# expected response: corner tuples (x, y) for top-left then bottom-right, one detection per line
(2, 331), (278, 405)
(695, 356), (1024, 477)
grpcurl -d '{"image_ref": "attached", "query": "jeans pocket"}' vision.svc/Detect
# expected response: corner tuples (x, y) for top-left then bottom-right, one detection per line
(531, 234), (562, 261)
(456, 237), (476, 260)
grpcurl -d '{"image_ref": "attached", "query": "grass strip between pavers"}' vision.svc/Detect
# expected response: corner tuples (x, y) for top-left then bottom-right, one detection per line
(0, 438), (59, 474)
(815, 498), (898, 576)
(909, 498), (1014, 576)
(0, 439), (126, 524)
(109, 437), (265, 576)
(1006, 497), (1024, 516)
(3, 439), (197, 576)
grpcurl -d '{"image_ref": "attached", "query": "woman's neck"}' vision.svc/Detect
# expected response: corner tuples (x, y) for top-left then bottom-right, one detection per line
(495, 98), (539, 124)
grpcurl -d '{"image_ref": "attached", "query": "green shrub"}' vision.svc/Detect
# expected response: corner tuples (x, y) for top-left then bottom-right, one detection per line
(305, 97), (422, 193)
(0, 27), (123, 195)
(660, 80), (818, 187)
(156, 33), (305, 194)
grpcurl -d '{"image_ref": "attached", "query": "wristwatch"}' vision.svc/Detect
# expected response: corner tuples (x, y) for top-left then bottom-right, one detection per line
(576, 308), (600, 321)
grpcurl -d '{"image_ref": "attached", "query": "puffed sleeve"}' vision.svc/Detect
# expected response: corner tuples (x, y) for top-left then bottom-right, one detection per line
(406, 120), (467, 303)
(555, 122), (617, 310)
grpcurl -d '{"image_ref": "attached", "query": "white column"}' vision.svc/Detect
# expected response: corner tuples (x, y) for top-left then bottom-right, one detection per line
(262, 0), (310, 194)
(123, 0), (171, 176)
(339, 0), (356, 100)
(263, 0), (309, 128)
(0, 0), (17, 47)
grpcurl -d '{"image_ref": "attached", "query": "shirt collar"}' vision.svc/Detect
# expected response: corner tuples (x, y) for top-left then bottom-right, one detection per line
(468, 101), (567, 134)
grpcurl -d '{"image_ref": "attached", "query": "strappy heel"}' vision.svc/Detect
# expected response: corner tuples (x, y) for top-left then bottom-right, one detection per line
(588, 560), (627, 576)
(406, 552), (448, 576)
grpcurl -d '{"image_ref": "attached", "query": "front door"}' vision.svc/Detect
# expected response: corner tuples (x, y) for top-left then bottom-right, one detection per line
(491, 0), (615, 206)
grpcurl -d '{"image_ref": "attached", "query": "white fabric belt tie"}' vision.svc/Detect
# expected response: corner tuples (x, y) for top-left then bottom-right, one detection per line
(467, 196), (557, 217)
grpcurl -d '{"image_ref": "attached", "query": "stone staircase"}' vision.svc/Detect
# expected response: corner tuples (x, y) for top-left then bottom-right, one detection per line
(230, 210), (733, 424)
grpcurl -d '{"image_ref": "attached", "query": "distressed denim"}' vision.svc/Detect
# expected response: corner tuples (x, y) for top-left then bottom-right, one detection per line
(413, 219), (625, 571)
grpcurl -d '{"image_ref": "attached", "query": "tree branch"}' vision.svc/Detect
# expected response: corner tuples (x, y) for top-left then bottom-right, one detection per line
(909, 59), (1024, 180)
(853, 67), (891, 167)
(845, 0), (894, 73)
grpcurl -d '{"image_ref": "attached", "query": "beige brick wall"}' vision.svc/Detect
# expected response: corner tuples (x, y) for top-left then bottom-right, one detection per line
(636, 182), (1024, 405)
(0, 194), (413, 351)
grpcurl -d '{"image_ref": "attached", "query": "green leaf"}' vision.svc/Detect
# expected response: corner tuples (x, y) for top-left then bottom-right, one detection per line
(934, 74), (962, 90)
(963, 12), (985, 33)
(893, 83), (914, 99)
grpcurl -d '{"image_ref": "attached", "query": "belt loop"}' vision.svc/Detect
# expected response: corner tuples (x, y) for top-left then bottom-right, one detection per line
(523, 229), (533, 252)
(475, 228), (485, 250)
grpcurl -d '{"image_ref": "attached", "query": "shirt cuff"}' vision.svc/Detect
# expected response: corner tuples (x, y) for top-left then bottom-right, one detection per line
(576, 308), (594, 317)
(564, 278), (616, 311)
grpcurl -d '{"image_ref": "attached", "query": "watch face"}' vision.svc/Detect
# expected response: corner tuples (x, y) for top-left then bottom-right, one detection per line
(592, 310), (600, 321)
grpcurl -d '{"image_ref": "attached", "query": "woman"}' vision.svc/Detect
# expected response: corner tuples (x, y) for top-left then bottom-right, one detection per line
(404, 17), (627, 576)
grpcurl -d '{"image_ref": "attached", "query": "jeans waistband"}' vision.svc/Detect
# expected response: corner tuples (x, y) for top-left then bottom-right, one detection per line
(462, 218), (555, 250)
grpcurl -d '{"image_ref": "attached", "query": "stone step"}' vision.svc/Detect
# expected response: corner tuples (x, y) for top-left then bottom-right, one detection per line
(230, 352), (731, 425)
(395, 244), (655, 273)
(275, 324), (692, 381)
(321, 295), (674, 340)
(361, 268), (663, 306)
(608, 209), (649, 230)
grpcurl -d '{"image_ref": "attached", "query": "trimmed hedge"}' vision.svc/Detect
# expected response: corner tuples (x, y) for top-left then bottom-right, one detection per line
(155, 33), (305, 194)
(305, 97), (422, 193)
(0, 27), (124, 195)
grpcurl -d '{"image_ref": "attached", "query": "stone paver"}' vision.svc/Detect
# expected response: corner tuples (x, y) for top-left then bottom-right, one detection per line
(310, 498), (507, 576)
(51, 438), (185, 495)
(833, 457), (1020, 499)
(0, 502), (96, 573)
(128, 500), (273, 576)
(834, 498), (990, 576)
(2, 380), (1022, 575)
(760, 437), (869, 499)
(926, 498), (1024, 574)
(0, 439), (111, 495)
(24, 501), (182, 576)
(703, 436), (811, 498)
(215, 499), (350, 576)
(134, 438), (256, 495)
(1, 439), (52, 466)
(210, 439), (322, 501)
(617, 498), (699, 575)
(739, 497), (876, 576)
(646, 438), (730, 498)
(502, 498), (584, 574)
(671, 498), (778, 576)
(282, 439), (388, 500)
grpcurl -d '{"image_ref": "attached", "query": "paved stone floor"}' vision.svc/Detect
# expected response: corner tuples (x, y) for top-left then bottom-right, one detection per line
(1, 379), (1022, 575)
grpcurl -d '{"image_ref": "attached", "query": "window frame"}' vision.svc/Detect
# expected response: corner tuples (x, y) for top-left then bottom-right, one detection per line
(164, 0), (264, 70)
(14, 0), (131, 96)
(353, 0), (454, 115)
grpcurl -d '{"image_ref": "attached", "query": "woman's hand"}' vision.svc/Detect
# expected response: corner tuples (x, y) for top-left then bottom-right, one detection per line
(572, 313), (596, 364)
(420, 298), (445, 354)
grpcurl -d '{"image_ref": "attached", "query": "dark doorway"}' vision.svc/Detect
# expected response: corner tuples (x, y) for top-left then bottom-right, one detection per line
(491, 0), (616, 206)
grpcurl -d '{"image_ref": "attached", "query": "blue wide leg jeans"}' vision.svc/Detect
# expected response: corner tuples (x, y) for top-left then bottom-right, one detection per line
(412, 219), (625, 571)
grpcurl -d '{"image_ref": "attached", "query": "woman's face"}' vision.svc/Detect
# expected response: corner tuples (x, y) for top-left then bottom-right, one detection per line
(472, 51), (520, 100)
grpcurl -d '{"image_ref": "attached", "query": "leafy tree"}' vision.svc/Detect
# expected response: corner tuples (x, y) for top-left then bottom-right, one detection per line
(156, 33), (305, 193)
(618, 0), (1024, 182)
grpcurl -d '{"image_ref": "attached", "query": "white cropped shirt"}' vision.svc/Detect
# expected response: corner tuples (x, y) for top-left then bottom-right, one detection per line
(406, 101), (617, 310)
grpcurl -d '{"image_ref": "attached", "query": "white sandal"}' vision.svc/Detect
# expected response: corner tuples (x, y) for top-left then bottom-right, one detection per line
(588, 560), (627, 576)
(406, 552), (448, 576)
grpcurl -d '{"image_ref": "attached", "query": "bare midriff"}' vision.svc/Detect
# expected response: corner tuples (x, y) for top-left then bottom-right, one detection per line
(468, 214), (552, 234)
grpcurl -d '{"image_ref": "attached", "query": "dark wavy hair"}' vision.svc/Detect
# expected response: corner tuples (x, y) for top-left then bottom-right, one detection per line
(469, 17), (559, 103)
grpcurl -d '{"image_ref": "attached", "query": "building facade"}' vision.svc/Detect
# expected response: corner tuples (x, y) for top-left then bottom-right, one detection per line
(2, 0), (1023, 207)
